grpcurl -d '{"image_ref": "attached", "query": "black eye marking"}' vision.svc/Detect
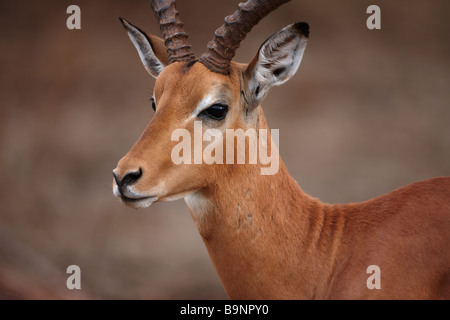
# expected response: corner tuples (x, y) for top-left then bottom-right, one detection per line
(255, 84), (261, 97)
(150, 97), (156, 111)
(200, 104), (228, 121)
(273, 67), (286, 77)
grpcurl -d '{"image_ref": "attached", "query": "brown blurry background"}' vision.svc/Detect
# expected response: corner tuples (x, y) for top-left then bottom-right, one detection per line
(0, 0), (449, 299)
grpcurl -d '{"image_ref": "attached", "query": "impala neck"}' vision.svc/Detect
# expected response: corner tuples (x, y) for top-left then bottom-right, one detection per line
(184, 110), (342, 299)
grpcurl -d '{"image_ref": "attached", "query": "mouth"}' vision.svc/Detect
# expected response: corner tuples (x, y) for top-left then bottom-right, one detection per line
(120, 195), (158, 208)
(113, 183), (158, 208)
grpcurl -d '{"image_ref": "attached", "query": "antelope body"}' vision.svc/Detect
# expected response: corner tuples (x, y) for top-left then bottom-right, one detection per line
(113, 0), (450, 299)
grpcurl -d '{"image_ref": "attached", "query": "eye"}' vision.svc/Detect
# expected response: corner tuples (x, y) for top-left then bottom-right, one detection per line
(150, 98), (156, 111)
(200, 104), (228, 120)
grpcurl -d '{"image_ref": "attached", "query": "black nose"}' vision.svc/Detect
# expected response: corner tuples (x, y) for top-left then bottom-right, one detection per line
(113, 168), (142, 192)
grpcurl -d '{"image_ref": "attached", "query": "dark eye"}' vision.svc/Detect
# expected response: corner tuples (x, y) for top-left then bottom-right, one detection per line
(150, 98), (156, 111)
(200, 104), (228, 120)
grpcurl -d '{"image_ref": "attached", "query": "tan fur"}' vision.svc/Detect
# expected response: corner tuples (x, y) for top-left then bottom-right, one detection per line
(114, 42), (450, 300)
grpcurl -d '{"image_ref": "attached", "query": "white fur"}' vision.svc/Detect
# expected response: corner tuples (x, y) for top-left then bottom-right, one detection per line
(249, 24), (308, 101)
(113, 185), (121, 197)
(131, 197), (158, 209)
(185, 192), (212, 223)
(122, 19), (165, 78)
(189, 93), (216, 120)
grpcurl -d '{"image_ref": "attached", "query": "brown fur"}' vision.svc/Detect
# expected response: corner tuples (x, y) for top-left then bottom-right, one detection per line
(114, 41), (450, 300)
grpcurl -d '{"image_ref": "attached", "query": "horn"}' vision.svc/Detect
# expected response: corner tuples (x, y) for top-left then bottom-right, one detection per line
(150, 0), (195, 64)
(199, 0), (291, 75)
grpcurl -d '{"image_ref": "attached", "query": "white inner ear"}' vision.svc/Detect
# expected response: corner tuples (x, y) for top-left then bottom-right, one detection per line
(250, 25), (307, 101)
(123, 21), (165, 78)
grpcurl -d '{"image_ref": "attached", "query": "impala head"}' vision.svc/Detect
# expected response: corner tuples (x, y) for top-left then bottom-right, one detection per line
(113, 0), (309, 208)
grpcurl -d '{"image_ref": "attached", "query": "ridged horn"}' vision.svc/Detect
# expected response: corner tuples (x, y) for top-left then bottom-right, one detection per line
(150, 0), (195, 64)
(200, 0), (291, 75)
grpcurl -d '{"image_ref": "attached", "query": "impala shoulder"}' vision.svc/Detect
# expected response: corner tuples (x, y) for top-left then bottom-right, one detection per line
(358, 176), (450, 222)
(397, 176), (450, 199)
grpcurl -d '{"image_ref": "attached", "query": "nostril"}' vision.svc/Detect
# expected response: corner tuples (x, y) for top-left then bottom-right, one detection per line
(113, 168), (143, 190)
(122, 168), (143, 187)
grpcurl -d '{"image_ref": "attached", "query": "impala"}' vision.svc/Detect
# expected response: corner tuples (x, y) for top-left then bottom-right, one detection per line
(113, 0), (450, 299)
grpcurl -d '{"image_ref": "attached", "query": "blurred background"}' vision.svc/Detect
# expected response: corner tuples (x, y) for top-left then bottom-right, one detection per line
(0, 0), (449, 299)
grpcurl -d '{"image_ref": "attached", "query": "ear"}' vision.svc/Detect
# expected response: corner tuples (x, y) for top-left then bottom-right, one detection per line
(119, 17), (169, 79)
(245, 22), (309, 105)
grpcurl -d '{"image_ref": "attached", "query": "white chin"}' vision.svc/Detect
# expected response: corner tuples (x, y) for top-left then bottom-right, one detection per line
(123, 197), (157, 209)
(134, 198), (155, 208)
